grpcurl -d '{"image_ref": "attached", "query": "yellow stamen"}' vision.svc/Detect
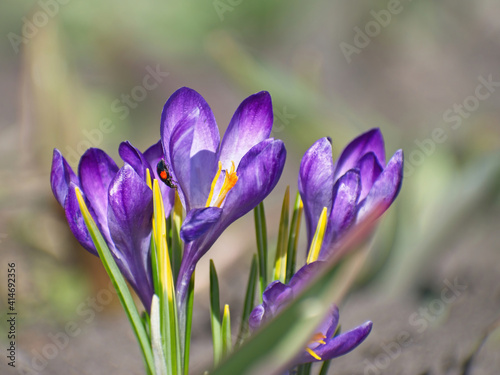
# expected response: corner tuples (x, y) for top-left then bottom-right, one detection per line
(310, 332), (327, 345)
(205, 161), (239, 208)
(306, 207), (328, 264)
(305, 347), (322, 361)
(145, 168), (152, 190)
(206, 161), (223, 207)
(304, 332), (327, 360)
(214, 161), (238, 207)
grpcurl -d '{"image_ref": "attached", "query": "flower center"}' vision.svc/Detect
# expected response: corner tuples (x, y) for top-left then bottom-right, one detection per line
(305, 332), (327, 360)
(205, 161), (238, 208)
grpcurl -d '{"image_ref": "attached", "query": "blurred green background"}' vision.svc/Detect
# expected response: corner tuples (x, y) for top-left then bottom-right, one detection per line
(1, 0), (500, 374)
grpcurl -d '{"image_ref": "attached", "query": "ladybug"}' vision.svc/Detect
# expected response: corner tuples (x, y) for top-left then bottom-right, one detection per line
(157, 159), (177, 189)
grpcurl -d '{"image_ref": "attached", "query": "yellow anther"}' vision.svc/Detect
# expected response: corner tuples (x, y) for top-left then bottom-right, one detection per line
(206, 161), (238, 208)
(214, 161), (238, 207)
(310, 332), (327, 345)
(307, 207), (328, 264)
(145, 168), (152, 190)
(305, 347), (322, 361)
(206, 161), (223, 207)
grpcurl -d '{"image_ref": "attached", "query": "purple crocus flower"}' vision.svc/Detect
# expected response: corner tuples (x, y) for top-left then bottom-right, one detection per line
(50, 141), (174, 310)
(159, 87), (286, 303)
(249, 262), (372, 366)
(298, 129), (403, 259)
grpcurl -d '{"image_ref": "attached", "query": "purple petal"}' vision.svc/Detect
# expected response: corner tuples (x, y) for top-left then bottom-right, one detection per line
(320, 170), (361, 258)
(311, 321), (373, 362)
(357, 149), (404, 222)
(298, 138), (335, 247)
(333, 128), (385, 182)
(219, 91), (273, 170)
(107, 164), (154, 310)
(64, 183), (98, 255)
(50, 149), (79, 206)
(180, 207), (222, 243)
(249, 304), (265, 331)
(169, 113), (218, 210)
(323, 305), (340, 340)
(289, 261), (325, 294)
(262, 281), (293, 316)
(222, 139), (286, 224)
(118, 141), (153, 181)
(160, 87), (219, 184)
(143, 141), (175, 216)
(356, 152), (383, 201)
(78, 148), (119, 236)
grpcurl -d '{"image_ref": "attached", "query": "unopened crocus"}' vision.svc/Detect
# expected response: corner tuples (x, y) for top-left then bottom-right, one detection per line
(249, 262), (372, 366)
(298, 128), (403, 259)
(50, 141), (174, 310)
(159, 87), (286, 303)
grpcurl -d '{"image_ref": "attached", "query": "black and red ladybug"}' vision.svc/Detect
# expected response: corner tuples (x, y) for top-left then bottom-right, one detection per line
(157, 159), (177, 189)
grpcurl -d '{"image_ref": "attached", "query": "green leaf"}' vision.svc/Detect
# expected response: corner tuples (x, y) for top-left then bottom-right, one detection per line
(151, 295), (168, 375)
(286, 191), (303, 283)
(210, 259), (223, 366)
(238, 254), (258, 346)
(296, 362), (311, 375)
(75, 187), (155, 375)
(318, 360), (331, 375)
(273, 186), (290, 283)
(222, 304), (232, 359)
(253, 202), (268, 300)
(183, 273), (195, 375)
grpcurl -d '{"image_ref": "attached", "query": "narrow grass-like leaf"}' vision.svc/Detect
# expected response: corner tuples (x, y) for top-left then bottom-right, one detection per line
(253, 202), (268, 300)
(151, 295), (168, 375)
(238, 254), (258, 345)
(306, 207), (328, 264)
(273, 186), (290, 283)
(211, 206), (384, 375)
(210, 259), (223, 366)
(183, 273), (195, 375)
(75, 187), (155, 375)
(170, 192), (183, 283)
(222, 304), (232, 359)
(318, 360), (331, 375)
(286, 192), (303, 283)
(296, 362), (311, 375)
(152, 180), (182, 375)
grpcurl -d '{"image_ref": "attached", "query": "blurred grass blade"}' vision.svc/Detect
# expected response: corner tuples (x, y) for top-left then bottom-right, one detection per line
(75, 187), (155, 375)
(151, 295), (168, 375)
(286, 192), (303, 283)
(210, 259), (223, 366)
(211, 206), (384, 375)
(222, 304), (232, 359)
(253, 202), (268, 301)
(273, 186), (290, 283)
(183, 273), (195, 375)
(318, 360), (331, 375)
(238, 254), (258, 345)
